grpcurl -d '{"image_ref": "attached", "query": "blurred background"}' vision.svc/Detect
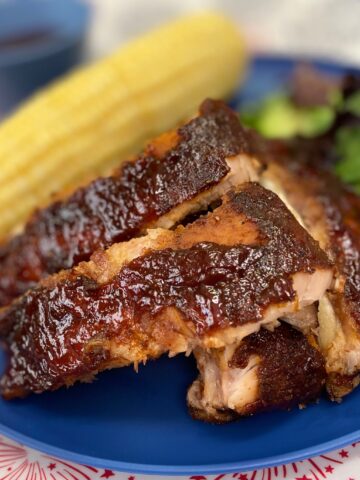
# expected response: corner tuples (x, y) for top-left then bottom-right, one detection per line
(86, 0), (360, 63)
(1, 0), (360, 115)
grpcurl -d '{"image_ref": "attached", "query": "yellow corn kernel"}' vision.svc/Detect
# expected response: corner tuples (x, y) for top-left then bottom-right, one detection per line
(0, 12), (246, 236)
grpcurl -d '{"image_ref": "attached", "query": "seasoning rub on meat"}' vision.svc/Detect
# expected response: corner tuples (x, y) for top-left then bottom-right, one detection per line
(0, 100), (261, 307)
(0, 184), (332, 399)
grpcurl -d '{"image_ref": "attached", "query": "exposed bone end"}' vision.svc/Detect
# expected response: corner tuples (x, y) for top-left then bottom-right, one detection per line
(187, 379), (239, 424)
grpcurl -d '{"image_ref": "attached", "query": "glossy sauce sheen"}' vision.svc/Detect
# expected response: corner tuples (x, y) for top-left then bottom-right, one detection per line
(320, 186), (360, 327)
(269, 139), (360, 327)
(231, 323), (326, 412)
(0, 100), (250, 306)
(0, 184), (331, 396)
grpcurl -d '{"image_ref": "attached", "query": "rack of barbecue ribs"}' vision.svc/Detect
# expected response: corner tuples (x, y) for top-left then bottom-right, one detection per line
(260, 138), (360, 401)
(187, 134), (360, 422)
(0, 99), (261, 307)
(1, 98), (360, 423)
(0, 184), (332, 400)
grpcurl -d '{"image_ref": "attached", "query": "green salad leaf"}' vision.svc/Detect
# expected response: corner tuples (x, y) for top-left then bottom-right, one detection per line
(344, 91), (360, 116)
(240, 94), (334, 138)
(335, 126), (360, 193)
(239, 87), (360, 193)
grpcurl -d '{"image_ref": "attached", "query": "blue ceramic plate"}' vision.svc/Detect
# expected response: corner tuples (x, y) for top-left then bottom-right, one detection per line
(0, 56), (360, 476)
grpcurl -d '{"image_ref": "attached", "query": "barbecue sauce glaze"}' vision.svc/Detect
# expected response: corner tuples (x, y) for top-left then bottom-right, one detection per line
(0, 184), (331, 396)
(231, 323), (326, 413)
(0, 100), (250, 306)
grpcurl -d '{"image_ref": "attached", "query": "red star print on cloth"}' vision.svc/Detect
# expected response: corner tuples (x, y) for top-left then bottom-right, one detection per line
(100, 469), (114, 478)
(3, 434), (360, 480)
(339, 449), (349, 458)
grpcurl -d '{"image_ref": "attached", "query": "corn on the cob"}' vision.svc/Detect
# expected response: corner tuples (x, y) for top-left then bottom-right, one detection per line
(0, 12), (246, 237)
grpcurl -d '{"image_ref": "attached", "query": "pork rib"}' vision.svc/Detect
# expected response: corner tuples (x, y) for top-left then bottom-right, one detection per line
(0, 183), (332, 399)
(262, 139), (360, 400)
(188, 322), (326, 423)
(0, 100), (260, 307)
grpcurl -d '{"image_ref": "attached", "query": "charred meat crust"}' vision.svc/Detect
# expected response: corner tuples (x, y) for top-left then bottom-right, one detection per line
(230, 324), (325, 412)
(0, 99), (253, 306)
(188, 396), (239, 424)
(262, 138), (360, 397)
(266, 139), (360, 327)
(319, 184), (360, 328)
(227, 185), (330, 272)
(0, 183), (331, 398)
(190, 323), (326, 422)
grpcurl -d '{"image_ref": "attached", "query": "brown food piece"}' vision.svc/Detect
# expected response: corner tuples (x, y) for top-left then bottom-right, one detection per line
(188, 323), (326, 423)
(290, 64), (339, 108)
(261, 138), (360, 400)
(0, 183), (332, 399)
(0, 99), (260, 306)
(326, 372), (360, 400)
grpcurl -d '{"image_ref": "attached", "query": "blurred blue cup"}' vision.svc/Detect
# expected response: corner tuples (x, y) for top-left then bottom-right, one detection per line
(0, 0), (90, 115)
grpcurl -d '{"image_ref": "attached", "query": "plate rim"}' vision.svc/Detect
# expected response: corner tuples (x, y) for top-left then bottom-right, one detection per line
(1, 422), (360, 475)
(2, 54), (360, 475)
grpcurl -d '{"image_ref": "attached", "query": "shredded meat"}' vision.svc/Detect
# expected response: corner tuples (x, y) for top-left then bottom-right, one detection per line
(188, 323), (326, 422)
